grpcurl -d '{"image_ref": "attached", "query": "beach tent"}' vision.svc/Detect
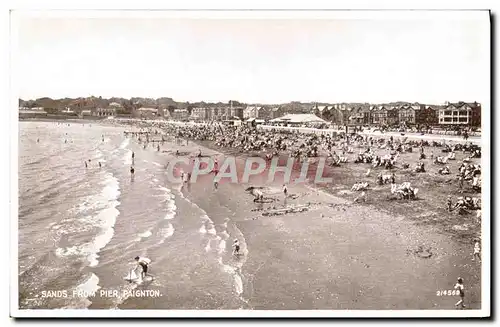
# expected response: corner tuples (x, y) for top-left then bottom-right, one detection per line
(270, 114), (326, 124)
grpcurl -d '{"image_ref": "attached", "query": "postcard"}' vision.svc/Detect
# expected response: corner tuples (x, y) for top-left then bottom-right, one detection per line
(11, 9), (491, 318)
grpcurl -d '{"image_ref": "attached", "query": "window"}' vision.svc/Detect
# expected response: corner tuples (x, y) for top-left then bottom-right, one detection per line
(459, 117), (468, 123)
(444, 117), (452, 122)
(453, 111), (458, 116)
(444, 111), (452, 115)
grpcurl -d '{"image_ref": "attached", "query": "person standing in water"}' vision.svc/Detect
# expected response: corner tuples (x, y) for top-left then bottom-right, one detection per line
(130, 166), (135, 181)
(232, 239), (240, 256)
(134, 256), (152, 280)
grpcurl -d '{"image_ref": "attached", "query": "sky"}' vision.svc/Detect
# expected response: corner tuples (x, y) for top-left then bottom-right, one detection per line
(13, 11), (490, 104)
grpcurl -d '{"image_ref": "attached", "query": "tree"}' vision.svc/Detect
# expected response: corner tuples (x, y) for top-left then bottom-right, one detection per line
(167, 105), (177, 115)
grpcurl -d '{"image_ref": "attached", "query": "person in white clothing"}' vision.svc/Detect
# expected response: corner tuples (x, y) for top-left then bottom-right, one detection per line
(472, 240), (481, 261)
(454, 277), (465, 308)
(135, 256), (152, 279)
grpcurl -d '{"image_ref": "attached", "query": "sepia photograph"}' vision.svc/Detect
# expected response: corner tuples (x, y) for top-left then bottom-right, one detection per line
(10, 9), (490, 318)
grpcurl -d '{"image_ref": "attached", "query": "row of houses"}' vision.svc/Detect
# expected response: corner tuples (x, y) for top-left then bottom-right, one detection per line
(313, 102), (481, 127)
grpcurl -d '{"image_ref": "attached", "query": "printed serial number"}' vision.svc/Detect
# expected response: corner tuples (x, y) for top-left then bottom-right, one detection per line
(436, 290), (461, 296)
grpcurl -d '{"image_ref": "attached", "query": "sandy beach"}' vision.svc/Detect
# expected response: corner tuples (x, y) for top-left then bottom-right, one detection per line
(134, 127), (482, 310)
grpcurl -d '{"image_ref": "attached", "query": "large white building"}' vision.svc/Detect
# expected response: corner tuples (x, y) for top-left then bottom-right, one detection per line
(438, 102), (481, 126)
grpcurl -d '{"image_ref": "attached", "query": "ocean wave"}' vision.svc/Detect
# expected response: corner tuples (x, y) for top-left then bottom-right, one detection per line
(158, 223), (175, 245)
(123, 151), (132, 165)
(55, 173), (121, 268)
(157, 185), (177, 244)
(119, 138), (130, 150)
(218, 239), (227, 254)
(138, 230), (153, 238)
(64, 273), (101, 309)
(218, 257), (243, 295)
(207, 225), (217, 235)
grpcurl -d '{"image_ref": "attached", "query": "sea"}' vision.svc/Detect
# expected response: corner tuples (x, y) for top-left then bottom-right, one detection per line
(18, 121), (252, 310)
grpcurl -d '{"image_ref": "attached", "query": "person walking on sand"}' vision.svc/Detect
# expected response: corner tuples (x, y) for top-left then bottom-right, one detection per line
(472, 240), (481, 261)
(458, 175), (464, 193)
(283, 184), (288, 198)
(454, 277), (466, 309)
(447, 195), (453, 212)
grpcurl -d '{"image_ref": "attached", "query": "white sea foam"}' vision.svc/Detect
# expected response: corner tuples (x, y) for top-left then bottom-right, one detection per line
(158, 223), (175, 244)
(218, 239), (226, 254)
(220, 230), (230, 239)
(123, 150), (132, 165)
(64, 273), (101, 309)
(219, 258), (243, 295)
(76, 272), (101, 294)
(153, 178), (159, 182)
(166, 201), (177, 212)
(199, 225), (207, 234)
(119, 138), (130, 149)
(87, 203), (120, 267)
(152, 162), (163, 167)
(205, 240), (212, 252)
(138, 230), (153, 238)
(207, 225), (217, 235)
(57, 173), (121, 267)
(56, 245), (85, 257)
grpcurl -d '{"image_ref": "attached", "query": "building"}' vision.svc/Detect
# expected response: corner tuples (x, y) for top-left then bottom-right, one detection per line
(398, 103), (420, 125)
(269, 107), (284, 120)
(348, 106), (371, 125)
(371, 106), (398, 126)
(329, 106), (351, 126)
(92, 107), (116, 117)
(171, 108), (189, 121)
(231, 107), (244, 120)
(243, 106), (259, 119)
(243, 106), (269, 120)
(18, 107), (48, 119)
(80, 110), (92, 117)
(415, 105), (439, 126)
(136, 107), (158, 119)
(190, 107), (209, 120)
(438, 102), (481, 126)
